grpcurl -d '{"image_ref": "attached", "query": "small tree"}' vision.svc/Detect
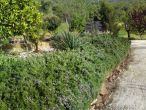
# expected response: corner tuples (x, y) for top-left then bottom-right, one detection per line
(124, 0), (146, 39)
(129, 9), (146, 38)
(122, 8), (132, 40)
(26, 29), (45, 52)
(0, 0), (43, 51)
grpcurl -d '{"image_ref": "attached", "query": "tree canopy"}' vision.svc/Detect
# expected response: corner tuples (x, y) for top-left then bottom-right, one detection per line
(0, 0), (42, 44)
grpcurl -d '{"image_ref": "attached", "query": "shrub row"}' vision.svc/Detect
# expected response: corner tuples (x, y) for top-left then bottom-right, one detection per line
(0, 35), (130, 110)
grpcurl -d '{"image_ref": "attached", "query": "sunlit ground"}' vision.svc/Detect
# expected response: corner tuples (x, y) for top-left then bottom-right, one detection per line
(119, 29), (146, 40)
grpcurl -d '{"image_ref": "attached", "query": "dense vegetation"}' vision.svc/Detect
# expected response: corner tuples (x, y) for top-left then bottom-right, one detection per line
(0, 35), (130, 109)
(0, 0), (145, 109)
(0, 0), (146, 50)
(37, 0), (146, 39)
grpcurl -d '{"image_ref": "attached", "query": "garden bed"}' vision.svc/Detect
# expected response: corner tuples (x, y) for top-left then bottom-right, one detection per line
(0, 35), (130, 110)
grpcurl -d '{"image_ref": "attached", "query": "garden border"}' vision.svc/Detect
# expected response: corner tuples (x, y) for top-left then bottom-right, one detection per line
(90, 49), (131, 110)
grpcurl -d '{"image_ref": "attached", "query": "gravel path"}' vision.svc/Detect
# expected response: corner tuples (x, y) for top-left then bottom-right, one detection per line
(104, 40), (146, 110)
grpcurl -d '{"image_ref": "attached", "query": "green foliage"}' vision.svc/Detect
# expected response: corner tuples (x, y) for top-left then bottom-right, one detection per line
(108, 0), (146, 38)
(70, 14), (86, 32)
(128, 0), (146, 38)
(53, 32), (81, 50)
(0, 0), (42, 37)
(26, 29), (45, 52)
(38, 0), (98, 32)
(0, 0), (43, 50)
(43, 15), (61, 31)
(98, 0), (123, 37)
(0, 34), (130, 110)
(55, 22), (69, 33)
(99, 0), (113, 31)
(110, 23), (122, 37)
(39, 0), (52, 14)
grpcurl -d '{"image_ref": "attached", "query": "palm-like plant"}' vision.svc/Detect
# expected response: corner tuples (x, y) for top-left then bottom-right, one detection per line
(53, 32), (81, 50)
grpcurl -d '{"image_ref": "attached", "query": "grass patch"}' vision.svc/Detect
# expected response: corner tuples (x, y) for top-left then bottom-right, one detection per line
(119, 29), (146, 40)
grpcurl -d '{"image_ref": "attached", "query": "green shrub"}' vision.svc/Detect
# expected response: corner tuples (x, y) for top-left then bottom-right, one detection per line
(55, 22), (69, 34)
(70, 14), (87, 32)
(0, 35), (130, 110)
(43, 15), (61, 31)
(53, 32), (81, 50)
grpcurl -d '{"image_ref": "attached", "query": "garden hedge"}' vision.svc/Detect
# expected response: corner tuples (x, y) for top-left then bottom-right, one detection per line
(0, 35), (130, 110)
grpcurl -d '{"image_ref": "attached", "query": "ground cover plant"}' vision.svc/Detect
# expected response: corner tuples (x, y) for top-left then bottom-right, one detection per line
(0, 34), (130, 110)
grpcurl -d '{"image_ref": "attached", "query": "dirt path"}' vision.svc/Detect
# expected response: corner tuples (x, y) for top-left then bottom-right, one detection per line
(104, 40), (146, 110)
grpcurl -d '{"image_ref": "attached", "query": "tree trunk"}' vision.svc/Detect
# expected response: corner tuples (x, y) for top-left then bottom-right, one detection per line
(124, 23), (131, 40)
(34, 41), (39, 52)
(127, 30), (131, 40)
(23, 35), (29, 51)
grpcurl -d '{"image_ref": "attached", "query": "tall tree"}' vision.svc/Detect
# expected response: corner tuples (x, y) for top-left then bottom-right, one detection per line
(98, 0), (122, 37)
(99, 0), (113, 32)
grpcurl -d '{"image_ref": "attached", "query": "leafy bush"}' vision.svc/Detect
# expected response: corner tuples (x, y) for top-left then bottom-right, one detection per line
(53, 32), (81, 50)
(55, 22), (69, 33)
(0, 35), (130, 110)
(70, 14), (87, 32)
(43, 15), (61, 31)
